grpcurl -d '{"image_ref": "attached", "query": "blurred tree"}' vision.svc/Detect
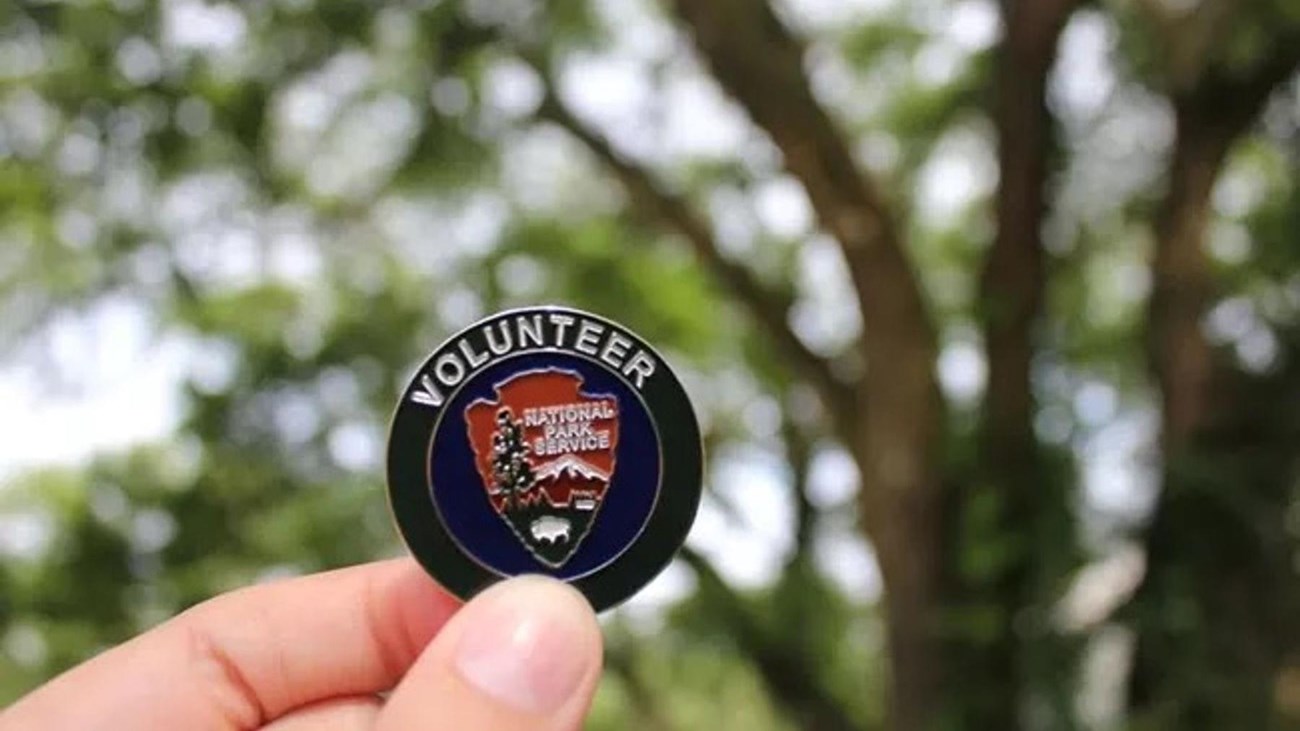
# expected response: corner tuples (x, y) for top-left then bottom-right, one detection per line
(1, 0), (1298, 729)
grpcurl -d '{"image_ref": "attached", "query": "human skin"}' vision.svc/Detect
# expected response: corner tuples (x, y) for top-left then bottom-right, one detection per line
(0, 559), (604, 730)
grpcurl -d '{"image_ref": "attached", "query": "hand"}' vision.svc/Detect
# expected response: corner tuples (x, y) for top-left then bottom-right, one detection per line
(0, 559), (603, 730)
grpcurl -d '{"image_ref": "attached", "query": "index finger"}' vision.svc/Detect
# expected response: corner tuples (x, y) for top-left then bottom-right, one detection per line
(1, 558), (459, 731)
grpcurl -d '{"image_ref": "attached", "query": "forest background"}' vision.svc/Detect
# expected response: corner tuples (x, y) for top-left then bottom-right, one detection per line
(2, 0), (1299, 728)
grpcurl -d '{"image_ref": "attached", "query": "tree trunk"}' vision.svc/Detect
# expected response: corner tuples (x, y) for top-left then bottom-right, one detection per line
(664, 3), (947, 727)
(1131, 41), (1300, 724)
(858, 441), (945, 731)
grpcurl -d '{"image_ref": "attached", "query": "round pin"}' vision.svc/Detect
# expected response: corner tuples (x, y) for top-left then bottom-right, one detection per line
(386, 305), (703, 611)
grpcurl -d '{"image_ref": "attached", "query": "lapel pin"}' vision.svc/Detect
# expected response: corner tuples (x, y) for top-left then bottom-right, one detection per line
(386, 306), (703, 611)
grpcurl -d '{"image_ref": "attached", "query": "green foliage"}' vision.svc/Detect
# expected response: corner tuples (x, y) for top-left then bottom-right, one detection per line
(840, 21), (928, 69)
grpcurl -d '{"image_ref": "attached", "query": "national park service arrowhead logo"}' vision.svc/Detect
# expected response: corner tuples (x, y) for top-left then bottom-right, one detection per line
(464, 369), (619, 567)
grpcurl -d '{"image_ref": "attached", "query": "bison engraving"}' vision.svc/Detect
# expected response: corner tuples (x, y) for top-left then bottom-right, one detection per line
(530, 516), (572, 544)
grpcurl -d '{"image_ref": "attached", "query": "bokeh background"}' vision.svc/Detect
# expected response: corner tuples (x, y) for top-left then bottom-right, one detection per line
(1, 0), (1298, 728)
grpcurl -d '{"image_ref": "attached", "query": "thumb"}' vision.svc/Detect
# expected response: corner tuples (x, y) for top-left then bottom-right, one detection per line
(376, 576), (603, 731)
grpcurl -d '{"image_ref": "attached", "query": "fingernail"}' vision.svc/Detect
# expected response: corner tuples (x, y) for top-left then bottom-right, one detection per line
(453, 578), (594, 714)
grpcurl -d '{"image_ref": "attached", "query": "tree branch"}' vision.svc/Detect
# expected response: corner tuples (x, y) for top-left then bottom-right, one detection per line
(781, 411), (817, 570)
(981, 0), (1082, 457)
(1169, 0), (1240, 90)
(534, 84), (858, 437)
(1131, 0), (1178, 38)
(667, 0), (936, 374)
(1176, 27), (1300, 137)
(1133, 0), (1265, 92)
(678, 548), (860, 731)
(1151, 32), (1300, 448)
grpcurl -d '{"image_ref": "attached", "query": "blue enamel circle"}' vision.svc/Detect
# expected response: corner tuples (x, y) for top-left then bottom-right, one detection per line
(427, 352), (663, 580)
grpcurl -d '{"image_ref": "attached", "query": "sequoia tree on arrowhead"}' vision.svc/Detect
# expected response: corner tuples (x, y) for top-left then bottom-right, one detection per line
(491, 409), (535, 510)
